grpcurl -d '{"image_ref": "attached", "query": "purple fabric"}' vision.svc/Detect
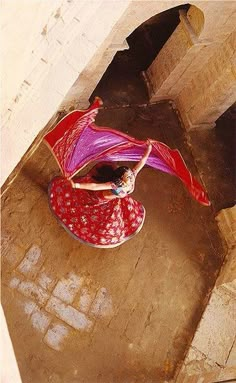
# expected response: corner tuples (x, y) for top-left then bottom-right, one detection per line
(43, 100), (210, 206)
(100, 150), (175, 175)
(66, 124), (173, 176)
(67, 126), (128, 173)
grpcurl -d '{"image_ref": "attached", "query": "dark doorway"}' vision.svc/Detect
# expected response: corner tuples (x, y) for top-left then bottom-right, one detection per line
(90, 4), (190, 107)
(188, 103), (236, 211)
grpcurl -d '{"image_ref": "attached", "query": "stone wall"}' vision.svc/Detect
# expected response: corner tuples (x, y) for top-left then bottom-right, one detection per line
(177, 29), (236, 130)
(145, 2), (236, 130)
(144, 6), (204, 101)
(174, 206), (236, 383)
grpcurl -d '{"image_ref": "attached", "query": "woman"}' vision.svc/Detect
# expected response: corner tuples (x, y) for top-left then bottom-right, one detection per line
(49, 141), (152, 248)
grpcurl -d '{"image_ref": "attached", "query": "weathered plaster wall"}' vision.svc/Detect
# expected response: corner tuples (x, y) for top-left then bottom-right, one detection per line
(1, 0), (62, 113)
(1, 0), (131, 185)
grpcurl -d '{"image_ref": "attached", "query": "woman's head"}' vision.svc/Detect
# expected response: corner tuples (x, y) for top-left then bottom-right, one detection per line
(113, 166), (135, 187)
(93, 164), (134, 187)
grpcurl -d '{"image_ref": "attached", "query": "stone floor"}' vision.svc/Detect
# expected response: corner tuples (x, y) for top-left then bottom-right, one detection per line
(2, 98), (229, 383)
(2, 29), (234, 383)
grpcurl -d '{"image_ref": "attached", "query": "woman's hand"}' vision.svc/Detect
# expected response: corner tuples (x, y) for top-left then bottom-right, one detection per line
(70, 179), (80, 189)
(133, 139), (153, 175)
(146, 139), (152, 154)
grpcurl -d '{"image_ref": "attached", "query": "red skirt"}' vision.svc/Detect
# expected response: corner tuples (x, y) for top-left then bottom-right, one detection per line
(49, 175), (145, 248)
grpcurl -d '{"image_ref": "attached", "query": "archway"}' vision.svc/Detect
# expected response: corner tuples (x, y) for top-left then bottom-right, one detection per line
(89, 4), (191, 107)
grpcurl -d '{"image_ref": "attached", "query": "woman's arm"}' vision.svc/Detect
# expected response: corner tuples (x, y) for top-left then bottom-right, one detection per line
(71, 181), (113, 191)
(133, 140), (152, 175)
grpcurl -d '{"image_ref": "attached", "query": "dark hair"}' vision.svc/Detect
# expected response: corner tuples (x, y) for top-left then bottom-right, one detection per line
(93, 165), (130, 187)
